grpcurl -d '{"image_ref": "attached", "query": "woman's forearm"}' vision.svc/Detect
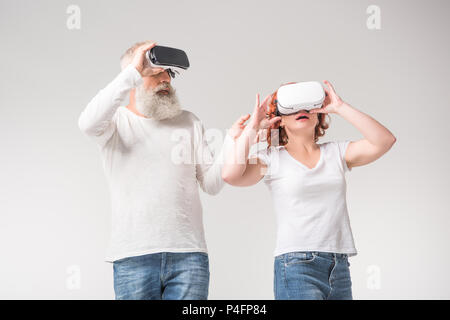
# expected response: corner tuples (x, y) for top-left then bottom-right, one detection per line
(336, 102), (396, 147)
(222, 124), (259, 181)
(222, 93), (277, 183)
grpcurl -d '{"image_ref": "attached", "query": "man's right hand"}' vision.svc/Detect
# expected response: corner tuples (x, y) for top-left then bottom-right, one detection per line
(131, 42), (164, 77)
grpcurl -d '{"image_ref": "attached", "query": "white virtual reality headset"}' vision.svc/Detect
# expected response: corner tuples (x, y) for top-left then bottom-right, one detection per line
(276, 81), (325, 116)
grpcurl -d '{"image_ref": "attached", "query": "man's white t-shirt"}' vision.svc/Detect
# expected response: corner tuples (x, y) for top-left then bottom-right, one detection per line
(254, 141), (357, 257)
(78, 65), (233, 262)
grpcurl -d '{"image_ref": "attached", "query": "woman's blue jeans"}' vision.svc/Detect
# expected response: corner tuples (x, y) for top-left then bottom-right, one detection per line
(113, 252), (209, 300)
(274, 251), (353, 300)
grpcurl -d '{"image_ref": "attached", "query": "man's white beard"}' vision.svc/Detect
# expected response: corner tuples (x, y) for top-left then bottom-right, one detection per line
(135, 82), (182, 120)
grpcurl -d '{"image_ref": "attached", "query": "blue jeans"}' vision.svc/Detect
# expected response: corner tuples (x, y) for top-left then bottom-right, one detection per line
(113, 252), (210, 300)
(274, 251), (352, 300)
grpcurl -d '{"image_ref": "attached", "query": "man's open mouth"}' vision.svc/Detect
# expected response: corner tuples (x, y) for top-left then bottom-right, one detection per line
(158, 89), (169, 94)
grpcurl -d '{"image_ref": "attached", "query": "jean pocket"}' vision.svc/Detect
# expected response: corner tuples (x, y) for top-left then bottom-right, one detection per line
(285, 251), (317, 265)
(196, 252), (209, 262)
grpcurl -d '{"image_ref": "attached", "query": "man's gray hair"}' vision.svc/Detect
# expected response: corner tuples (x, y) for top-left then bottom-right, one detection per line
(120, 40), (154, 70)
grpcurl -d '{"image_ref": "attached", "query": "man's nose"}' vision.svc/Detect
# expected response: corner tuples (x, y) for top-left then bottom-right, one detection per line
(160, 71), (171, 83)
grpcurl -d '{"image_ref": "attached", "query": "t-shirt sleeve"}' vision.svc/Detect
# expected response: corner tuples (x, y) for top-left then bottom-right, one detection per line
(336, 140), (352, 173)
(78, 64), (143, 147)
(249, 145), (276, 180)
(253, 148), (270, 166)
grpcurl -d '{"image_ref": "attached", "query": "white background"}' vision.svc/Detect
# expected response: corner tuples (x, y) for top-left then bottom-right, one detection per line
(1, 0), (449, 299)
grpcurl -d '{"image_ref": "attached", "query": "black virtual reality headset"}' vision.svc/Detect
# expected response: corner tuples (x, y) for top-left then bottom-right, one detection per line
(145, 45), (190, 78)
(275, 81), (325, 116)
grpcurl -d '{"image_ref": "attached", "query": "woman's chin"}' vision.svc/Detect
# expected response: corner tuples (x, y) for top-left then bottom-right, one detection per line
(293, 122), (314, 129)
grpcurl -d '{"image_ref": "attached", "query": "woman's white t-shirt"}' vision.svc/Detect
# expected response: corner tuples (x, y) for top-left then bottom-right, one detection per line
(254, 141), (357, 257)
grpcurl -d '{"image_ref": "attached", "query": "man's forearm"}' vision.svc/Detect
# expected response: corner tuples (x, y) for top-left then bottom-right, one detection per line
(78, 65), (142, 136)
(196, 132), (236, 195)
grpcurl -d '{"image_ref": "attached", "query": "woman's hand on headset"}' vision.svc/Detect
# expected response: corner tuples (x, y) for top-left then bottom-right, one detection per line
(309, 80), (344, 114)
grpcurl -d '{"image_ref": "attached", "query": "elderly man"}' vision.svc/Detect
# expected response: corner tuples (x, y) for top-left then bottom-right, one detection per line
(78, 41), (234, 300)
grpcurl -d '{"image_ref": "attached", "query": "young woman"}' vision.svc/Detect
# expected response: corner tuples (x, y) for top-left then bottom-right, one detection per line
(222, 80), (396, 300)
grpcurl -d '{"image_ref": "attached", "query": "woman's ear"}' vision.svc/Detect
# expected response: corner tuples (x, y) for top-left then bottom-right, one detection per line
(316, 113), (321, 126)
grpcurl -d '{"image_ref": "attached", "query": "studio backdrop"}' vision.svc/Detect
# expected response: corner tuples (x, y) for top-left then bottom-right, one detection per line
(0, 0), (449, 299)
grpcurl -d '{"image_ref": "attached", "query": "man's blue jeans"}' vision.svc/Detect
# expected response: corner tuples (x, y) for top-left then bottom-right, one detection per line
(274, 251), (353, 300)
(113, 252), (209, 300)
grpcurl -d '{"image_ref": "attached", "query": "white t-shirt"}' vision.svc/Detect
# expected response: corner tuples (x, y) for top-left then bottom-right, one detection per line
(78, 65), (233, 262)
(254, 141), (357, 257)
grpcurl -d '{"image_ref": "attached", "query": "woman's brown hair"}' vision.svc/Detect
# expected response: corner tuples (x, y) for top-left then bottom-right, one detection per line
(265, 84), (330, 147)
